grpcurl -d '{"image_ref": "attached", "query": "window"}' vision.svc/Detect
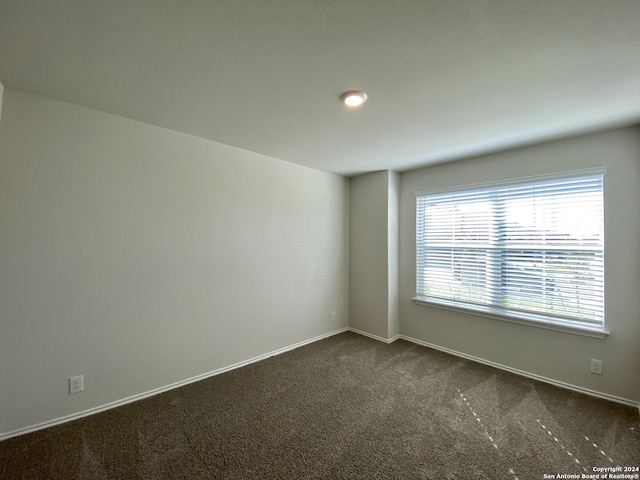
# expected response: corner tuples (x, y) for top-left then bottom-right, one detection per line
(415, 169), (606, 334)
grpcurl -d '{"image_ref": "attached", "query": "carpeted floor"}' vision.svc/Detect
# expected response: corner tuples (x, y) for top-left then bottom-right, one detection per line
(1, 331), (639, 479)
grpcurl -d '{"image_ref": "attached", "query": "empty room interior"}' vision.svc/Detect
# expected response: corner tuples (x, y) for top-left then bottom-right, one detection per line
(1, 1), (639, 478)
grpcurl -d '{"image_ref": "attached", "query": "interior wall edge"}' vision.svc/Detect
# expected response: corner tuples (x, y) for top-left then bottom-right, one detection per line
(348, 327), (399, 344)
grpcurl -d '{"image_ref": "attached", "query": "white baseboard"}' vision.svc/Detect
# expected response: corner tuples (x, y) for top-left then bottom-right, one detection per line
(4, 327), (636, 441)
(346, 328), (638, 409)
(0, 327), (349, 442)
(398, 334), (639, 409)
(348, 327), (399, 344)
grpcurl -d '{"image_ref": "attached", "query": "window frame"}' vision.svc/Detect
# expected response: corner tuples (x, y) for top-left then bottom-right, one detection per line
(413, 167), (608, 338)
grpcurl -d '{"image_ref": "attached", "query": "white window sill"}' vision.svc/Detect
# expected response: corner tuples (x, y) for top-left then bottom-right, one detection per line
(412, 296), (609, 339)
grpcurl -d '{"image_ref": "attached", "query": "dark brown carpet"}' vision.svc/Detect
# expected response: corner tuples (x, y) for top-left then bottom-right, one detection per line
(1, 332), (639, 479)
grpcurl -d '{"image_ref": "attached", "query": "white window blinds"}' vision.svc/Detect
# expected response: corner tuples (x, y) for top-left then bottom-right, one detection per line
(416, 170), (605, 330)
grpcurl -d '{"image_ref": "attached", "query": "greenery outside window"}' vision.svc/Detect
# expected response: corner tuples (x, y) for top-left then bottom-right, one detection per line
(414, 168), (606, 335)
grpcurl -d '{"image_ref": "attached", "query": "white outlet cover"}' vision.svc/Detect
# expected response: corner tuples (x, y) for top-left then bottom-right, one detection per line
(69, 375), (84, 394)
(590, 359), (603, 375)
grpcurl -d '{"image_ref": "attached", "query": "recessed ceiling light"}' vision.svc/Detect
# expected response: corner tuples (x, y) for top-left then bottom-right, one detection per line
(340, 90), (368, 108)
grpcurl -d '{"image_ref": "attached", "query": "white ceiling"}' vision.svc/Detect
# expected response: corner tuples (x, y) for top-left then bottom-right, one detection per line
(1, 0), (639, 176)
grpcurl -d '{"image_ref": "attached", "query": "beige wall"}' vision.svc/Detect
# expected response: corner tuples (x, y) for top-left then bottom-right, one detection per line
(349, 171), (389, 339)
(387, 171), (400, 339)
(0, 89), (349, 436)
(349, 170), (400, 340)
(399, 127), (640, 402)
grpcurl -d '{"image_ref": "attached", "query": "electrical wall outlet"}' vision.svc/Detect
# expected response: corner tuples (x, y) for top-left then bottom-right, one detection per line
(331, 311), (337, 322)
(590, 359), (603, 375)
(69, 375), (84, 394)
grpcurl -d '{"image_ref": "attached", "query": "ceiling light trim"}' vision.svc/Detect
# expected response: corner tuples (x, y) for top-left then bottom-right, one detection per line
(340, 90), (368, 108)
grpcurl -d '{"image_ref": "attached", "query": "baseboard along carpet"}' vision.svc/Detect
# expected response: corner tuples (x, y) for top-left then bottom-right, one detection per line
(1, 332), (639, 479)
